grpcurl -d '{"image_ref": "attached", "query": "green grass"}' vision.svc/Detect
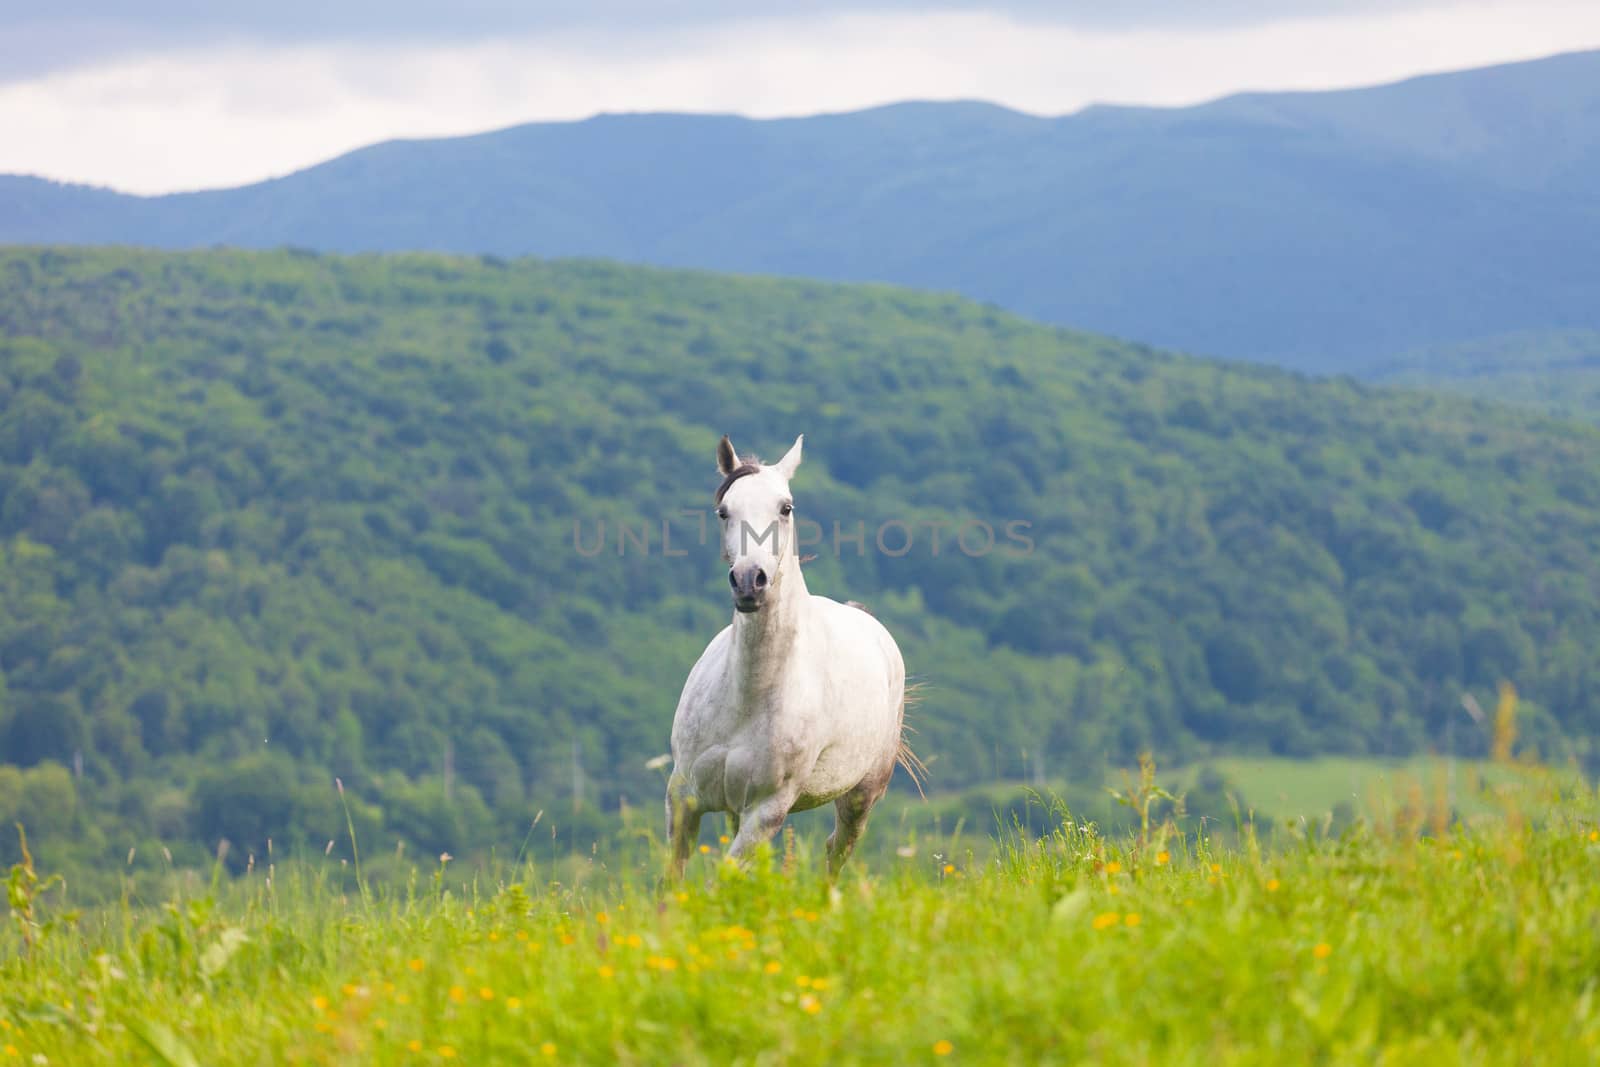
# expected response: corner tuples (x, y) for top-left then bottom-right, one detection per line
(1165, 755), (1546, 820)
(5, 772), (1600, 1065)
(867, 756), (1559, 858)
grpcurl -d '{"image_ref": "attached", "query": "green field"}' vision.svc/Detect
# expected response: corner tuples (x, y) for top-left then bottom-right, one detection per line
(866, 754), (1563, 858)
(5, 767), (1598, 1065)
(1162, 755), (1555, 820)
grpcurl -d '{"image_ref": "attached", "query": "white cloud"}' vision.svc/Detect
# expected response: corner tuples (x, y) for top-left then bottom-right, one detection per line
(2, 2), (1597, 195)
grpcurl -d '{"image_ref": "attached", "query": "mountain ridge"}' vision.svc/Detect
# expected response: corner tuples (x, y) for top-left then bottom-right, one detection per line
(3, 50), (1599, 370)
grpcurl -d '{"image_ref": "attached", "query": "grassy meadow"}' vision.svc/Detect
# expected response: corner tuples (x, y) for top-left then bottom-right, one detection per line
(4, 761), (1599, 1066)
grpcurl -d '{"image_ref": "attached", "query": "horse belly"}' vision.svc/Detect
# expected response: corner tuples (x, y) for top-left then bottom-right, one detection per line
(793, 709), (898, 807)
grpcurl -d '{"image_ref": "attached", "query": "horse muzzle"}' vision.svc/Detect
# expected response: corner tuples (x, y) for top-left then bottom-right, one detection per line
(729, 564), (769, 612)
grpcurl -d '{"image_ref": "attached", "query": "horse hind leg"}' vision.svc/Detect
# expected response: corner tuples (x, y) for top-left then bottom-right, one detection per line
(826, 771), (890, 877)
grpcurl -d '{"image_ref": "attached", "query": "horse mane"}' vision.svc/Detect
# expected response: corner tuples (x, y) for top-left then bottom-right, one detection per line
(714, 459), (764, 505)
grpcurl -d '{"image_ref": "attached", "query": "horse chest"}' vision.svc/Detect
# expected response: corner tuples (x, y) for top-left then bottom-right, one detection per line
(687, 718), (807, 806)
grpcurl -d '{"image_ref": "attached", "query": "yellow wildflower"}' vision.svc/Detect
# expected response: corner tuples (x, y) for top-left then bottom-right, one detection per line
(1266, 879), (1280, 893)
(407, 1039), (423, 1052)
(1155, 851), (1170, 866)
(764, 961), (783, 975)
(1105, 861), (1123, 874)
(407, 958), (425, 973)
(1313, 942), (1333, 959)
(799, 993), (822, 1015)
(438, 1046), (457, 1059)
(311, 995), (329, 1012)
(595, 912), (609, 925)
(1092, 912), (1120, 930)
(479, 987), (495, 1001)
(933, 1040), (955, 1056)
(699, 844), (712, 854)
(449, 986), (467, 1004)
(598, 965), (615, 979)
(507, 997), (523, 1011)
(541, 1042), (558, 1056)
(1124, 913), (1141, 927)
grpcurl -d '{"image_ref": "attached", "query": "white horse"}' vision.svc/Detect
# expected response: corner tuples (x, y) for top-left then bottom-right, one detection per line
(666, 434), (921, 878)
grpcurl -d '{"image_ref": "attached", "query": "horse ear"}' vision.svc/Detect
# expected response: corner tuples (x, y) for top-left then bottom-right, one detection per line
(775, 434), (803, 480)
(716, 435), (739, 476)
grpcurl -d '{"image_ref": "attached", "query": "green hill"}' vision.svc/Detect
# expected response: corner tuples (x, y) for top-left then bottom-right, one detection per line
(3, 246), (1599, 882)
(1366, 328), (1600, 422)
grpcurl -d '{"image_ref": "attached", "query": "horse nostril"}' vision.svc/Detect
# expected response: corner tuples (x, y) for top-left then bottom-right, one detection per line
(754, 569), (768, 589)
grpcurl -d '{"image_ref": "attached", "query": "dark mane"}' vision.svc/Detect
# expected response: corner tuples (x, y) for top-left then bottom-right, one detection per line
(714, 460), (764, 505)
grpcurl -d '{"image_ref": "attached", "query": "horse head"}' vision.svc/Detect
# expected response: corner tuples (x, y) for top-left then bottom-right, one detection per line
(714, 433), (803, 614)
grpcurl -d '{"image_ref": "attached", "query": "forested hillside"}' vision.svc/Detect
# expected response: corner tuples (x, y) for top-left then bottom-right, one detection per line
(2, 247), (1599, 881)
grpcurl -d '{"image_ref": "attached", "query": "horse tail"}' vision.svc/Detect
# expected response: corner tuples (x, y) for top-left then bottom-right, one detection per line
(896, 680), (930, 799)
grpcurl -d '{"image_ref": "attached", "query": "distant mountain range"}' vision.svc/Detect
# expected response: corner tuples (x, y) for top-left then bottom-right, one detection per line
(4, 50), (1599, 372)
(1365, 327), (1600, 421)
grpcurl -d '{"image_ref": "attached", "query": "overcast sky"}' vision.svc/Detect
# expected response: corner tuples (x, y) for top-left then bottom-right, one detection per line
(2, 1), (1597, 194)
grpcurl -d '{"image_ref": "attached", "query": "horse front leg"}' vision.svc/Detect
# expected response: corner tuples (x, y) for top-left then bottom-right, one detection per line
(665, 775), (702, 882)
(727, 792), (795, 865)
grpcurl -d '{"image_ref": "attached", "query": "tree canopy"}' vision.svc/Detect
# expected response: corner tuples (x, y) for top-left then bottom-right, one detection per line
(2, 246), (1597, 884)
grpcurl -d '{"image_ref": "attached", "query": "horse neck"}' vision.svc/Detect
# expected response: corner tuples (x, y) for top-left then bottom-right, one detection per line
(730, 553), (810, 698)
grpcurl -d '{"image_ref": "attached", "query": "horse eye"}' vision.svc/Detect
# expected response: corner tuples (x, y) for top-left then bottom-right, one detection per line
(717, 507), (729, 520)
(780, 503), (793, 517)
